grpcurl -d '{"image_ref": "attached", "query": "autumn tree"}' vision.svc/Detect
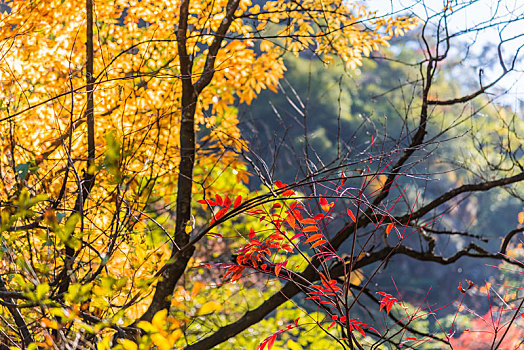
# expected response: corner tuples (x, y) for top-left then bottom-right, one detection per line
(0, 0), (419, 348)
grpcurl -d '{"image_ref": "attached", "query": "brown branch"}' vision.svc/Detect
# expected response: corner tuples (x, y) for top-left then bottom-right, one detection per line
(139, 0), (242, 323)
(194, 0), (241, 93)
(397, 172), (524, 224)
(500, 228), (524, 255)
(427, 75), (503, 106)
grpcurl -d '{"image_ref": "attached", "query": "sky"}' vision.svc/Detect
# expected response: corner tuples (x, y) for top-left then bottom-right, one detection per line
(366, 0), (524, 111)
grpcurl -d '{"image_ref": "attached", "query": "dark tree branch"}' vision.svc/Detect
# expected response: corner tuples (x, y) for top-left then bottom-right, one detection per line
(139, 0), (242, 324)
(0, 276), (34, 347)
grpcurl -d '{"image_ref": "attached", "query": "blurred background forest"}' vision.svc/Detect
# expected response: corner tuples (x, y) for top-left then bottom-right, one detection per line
(231, 28), (524, 347)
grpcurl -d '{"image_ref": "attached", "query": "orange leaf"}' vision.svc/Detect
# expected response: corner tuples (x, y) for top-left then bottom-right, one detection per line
(386, 223), (394, 236)
(302, 225), (319, 232)
(518, 211), (524, 224)
(347, 208), (356, 222)
(282, 190), (295, 196)
(319, 196), (333, 212)
(274, 264), (282, 278)
(305, 233), (323, 243)
(300, 218), (317, 225)
(310, 239), (327, 248)
(285, 214), (296, 229)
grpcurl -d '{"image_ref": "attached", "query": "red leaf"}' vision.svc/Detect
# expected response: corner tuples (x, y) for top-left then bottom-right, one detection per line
(215, 208), (228, 220)
(248, 228), (255, 240)
(405, 337), (417, 341)
(327, 321), (337, 329)
(302, 225), (319, 232)
(257, 340), (267, 350)
(282, 190), (295, 196)
(319, 196), (333, 212)
(386, 302), (393, 314)
(233, 195), (242, 208)
(386, 223), (394, 236)
(313, 214), (325, 220)
(290, 233), (304, 241)
(267, 334), (276, 350)
(200, 198), (217, 206)
(224, 196), (231, 207)
(305, 233), (323, 243)
(215, 194), (223, 206)
(274, 181), (285, 189)
(294, 317), (300, 325)
(347, 208), (356, 222)
(310, 239), (327, 248)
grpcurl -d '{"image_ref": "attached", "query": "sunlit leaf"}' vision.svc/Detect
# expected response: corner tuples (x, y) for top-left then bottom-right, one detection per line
(196, 301), (223, 316)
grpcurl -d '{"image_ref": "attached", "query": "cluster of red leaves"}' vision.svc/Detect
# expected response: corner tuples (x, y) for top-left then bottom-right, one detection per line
(327, 314), (378, 336)
(223, 230), (293, 282)
(305, 273), (342, 307)
(377, 292), (401, 315)
(205, 181), (341, 283)
(199, 180), (406, 348)
(197, 193), (242, 224)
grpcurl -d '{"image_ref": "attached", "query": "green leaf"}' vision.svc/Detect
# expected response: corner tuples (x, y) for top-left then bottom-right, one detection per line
(15, 163), (30, 180)
(36, 283), (49, 301)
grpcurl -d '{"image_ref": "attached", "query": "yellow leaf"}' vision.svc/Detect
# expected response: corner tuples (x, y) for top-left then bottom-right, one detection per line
(97, 336), (112, 350)
(350, 269), (364, 286)
(196, 301), (223, 316)
(152, 309), (168, 330)
(152, 333), (172, 350)
(118, 339), (137, 350)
